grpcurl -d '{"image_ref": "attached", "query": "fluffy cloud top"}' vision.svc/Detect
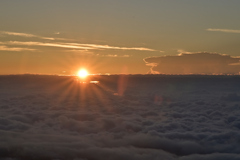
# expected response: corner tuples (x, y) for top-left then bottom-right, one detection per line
(0, 75), (240, 160)
(144, 52), (240, 74)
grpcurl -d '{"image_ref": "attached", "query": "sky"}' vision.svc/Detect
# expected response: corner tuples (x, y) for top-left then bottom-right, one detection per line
(1, 0), (240, 75)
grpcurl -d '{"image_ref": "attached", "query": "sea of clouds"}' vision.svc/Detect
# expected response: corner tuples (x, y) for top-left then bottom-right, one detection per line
(0, 75), (240, 160)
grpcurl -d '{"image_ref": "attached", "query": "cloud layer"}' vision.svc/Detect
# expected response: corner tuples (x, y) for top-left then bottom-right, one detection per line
(144, 52), (240, 74)
(0, 75), (240, 159)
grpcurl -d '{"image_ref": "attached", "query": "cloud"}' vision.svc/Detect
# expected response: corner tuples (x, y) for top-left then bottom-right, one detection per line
(0, 41), (155, 52)
(179, 153), (240, 160)
(0, 75), (240, 159)
(0, 31), (59, 40)
(0, 45), (36, 52)
(221, 93), (240, 101)
(0, 31), (75, 41)
(1, 31), (37, 38)
(0, 41), (92, 50)
(206, 28), (240, 34)
(144, 52), (240, 74)
(0, 31), (156, 53)
(63, 43), (156, 51)
(0, 31), (156, 51)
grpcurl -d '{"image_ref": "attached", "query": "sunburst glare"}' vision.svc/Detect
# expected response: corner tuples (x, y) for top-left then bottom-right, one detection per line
(77, 69), (88, 79)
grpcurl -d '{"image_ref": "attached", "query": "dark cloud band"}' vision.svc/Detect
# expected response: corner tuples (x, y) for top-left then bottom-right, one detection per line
(144, 52), (240, 74)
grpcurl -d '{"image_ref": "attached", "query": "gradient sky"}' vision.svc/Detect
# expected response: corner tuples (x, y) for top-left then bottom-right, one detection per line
(1, 0), (240, 75)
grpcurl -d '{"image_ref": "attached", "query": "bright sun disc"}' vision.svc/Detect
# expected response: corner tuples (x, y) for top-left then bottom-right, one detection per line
(78, 69), (88, 78)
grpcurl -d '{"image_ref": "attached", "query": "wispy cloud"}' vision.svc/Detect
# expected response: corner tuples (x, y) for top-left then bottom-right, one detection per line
(0, 31), (68, 41)
(0, 45), (36, 52)
(65, 43), (156, 51)
(1, 31), (36, 38)
(0, 41), (156, 52)
(206, 28), (240, 33)
(1, 41), (92, 50)
(0, 31), (157, 52)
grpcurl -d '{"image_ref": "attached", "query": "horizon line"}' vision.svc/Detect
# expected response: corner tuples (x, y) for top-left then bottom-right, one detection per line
(0, 73), (240, 76)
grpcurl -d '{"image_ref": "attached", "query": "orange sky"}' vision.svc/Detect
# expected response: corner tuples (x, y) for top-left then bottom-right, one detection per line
(1, 1), (240, 75)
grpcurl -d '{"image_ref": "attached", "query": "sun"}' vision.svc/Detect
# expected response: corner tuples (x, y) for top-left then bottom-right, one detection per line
(77, 69), (88, 78)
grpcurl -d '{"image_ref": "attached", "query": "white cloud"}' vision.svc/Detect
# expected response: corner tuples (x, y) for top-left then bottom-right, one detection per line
(0, 31), (68, 41)
(2, 41), (92, 50)
(63, 42), (156, 51)
(0, 31), (157, 52)
(0, 41), (156, 52)
(0, 45), (36, 51)
(206, 28), (240, 33)
(1, 31), (36, 37)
